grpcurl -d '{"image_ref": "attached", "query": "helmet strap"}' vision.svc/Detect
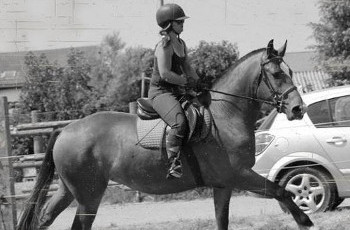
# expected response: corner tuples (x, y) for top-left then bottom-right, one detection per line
(159, 23), (172, 35)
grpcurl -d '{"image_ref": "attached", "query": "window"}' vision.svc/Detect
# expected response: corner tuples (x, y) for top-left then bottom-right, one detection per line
(307, 100), (332, 128)
(308, 95), (350, 128)
(330, 96), (350, 127)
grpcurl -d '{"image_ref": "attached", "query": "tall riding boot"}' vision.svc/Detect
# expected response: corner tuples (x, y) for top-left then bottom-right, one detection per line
(166, 132), (184, 179)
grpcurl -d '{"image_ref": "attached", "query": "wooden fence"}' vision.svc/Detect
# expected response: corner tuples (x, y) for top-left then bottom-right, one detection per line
(0, 97), (17, 229)
(0, 97), (139, 229)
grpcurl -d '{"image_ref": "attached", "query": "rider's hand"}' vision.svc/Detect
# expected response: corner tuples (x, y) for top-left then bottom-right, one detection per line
(196, 81), (210, 91)
(186, 77), (198, 89)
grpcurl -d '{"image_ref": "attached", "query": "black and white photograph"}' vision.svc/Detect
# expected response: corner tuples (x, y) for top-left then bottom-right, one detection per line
(0, 0), (350, 229)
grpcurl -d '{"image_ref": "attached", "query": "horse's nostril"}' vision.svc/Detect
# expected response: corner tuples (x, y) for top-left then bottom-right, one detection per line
(292, 106), (303, 117)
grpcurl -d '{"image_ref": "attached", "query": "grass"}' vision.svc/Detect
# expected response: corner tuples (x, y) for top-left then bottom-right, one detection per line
(102, 186), (216, 204)
(102, 186), (245, 204)
(98, 208), (350, 230)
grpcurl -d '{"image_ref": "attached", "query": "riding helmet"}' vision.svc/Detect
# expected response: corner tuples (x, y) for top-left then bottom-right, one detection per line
(156, 3), (189, 28)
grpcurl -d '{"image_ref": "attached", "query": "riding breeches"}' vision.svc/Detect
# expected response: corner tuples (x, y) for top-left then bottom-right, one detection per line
(152, 92), (188, 156)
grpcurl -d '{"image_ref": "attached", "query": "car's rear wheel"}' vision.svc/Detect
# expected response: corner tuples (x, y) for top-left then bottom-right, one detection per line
(278, 167), (336, 214)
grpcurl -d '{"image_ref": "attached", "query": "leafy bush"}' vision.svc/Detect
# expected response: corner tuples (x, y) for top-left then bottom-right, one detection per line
(189, 40), (239, 86)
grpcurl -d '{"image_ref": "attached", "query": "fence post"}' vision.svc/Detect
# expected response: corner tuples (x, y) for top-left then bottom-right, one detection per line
(141, 72), (146, 98)
(20, 110), (44, 182)
(128, 101), (142, 202)
(31, 110), (44, 154)
(140, 72), (150, 98)
(0, 97), (17, 229)
(129, 101), (137, 114)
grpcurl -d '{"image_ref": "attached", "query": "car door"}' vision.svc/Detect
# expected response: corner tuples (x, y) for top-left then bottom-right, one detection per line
(307, 95), (350, 175)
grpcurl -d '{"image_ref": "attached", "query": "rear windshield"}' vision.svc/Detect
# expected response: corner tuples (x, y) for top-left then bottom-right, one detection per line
(257, 109), (278, 130)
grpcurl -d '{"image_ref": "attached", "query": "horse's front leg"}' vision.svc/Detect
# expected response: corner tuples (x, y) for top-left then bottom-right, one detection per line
(234, 167), (314, 230)
(213, 187), (232, 230)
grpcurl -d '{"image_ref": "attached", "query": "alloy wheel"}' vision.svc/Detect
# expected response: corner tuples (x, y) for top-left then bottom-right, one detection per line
(285, 173), (325, 213)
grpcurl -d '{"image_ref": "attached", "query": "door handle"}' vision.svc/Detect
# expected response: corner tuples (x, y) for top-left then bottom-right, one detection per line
(326, 137), (347, 145)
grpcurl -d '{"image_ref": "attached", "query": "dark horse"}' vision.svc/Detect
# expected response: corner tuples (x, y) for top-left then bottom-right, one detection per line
(17, 40), (315, 230)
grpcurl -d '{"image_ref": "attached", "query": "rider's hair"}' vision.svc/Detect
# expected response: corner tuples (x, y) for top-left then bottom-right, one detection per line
(159, 25), (173, 48)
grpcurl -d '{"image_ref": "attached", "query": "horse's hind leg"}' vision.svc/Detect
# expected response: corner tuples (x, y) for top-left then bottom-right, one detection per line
(213, 187), (232, 230)
(38, 180), (74, 229)
(70, 181), (108, 230)
(71, 198), (103, 230)
(235, 167), (314, 229)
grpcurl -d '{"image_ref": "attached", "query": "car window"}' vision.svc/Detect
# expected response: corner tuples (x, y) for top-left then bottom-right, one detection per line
(307, 100), (332, 128)
(330, 96), (350, 127)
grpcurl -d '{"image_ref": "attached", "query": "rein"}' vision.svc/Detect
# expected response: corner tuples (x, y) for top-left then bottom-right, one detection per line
(208, 55), (297, 112)
(207, 89), (276, 105)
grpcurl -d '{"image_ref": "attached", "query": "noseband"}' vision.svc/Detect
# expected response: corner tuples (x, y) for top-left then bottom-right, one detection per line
(256, 56), (297, 113)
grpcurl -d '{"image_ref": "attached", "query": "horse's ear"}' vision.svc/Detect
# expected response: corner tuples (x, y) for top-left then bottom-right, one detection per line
(266, 39), (274, 57)
(278, 40), (287, 57)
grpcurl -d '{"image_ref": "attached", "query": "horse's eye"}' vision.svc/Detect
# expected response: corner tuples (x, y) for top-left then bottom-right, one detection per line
(274, 72), (284, 79)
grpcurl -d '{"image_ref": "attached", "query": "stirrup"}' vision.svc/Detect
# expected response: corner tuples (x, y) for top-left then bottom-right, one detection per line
(167, 158), (183, 179)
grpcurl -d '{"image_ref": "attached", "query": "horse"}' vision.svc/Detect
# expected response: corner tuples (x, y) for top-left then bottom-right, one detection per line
(17, 39), (314, 230)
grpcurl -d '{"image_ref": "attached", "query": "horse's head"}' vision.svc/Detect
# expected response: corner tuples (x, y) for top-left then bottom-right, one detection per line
(257, 39), (305, 120)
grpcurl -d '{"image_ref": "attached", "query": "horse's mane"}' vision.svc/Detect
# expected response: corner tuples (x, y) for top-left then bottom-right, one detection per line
(231, 48), (265, 70)
(212, 48), (266, 86)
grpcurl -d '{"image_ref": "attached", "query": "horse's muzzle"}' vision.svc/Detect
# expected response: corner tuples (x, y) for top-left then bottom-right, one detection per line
(291, 104), (307, 120)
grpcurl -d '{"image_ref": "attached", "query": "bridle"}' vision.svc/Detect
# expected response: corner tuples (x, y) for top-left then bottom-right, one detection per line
(208, 55), (297, 113)
(256, 55), (297, 112)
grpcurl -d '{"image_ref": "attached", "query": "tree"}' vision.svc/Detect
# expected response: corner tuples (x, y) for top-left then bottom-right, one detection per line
(55, 49), (97, 119)
(310, 1), (350, 86)
(19, 48), (97, 121)
(103, 46), (154, 111)
(90, 32), (125, 94)
(20, 52), (64, 120)
(189, 40), (239, 85)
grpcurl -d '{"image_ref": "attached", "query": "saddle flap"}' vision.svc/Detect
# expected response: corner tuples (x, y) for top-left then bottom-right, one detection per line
(183, 102), (198, 142)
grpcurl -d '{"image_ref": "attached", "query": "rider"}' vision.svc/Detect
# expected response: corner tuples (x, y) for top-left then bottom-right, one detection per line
(148, 3), (200, 179)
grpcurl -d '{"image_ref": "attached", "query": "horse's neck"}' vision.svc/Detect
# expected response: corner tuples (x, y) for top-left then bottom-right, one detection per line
(209, 55), (262, 132)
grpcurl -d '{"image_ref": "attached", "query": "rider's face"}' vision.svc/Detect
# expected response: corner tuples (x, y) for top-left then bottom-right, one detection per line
(172, 20), (184, 34)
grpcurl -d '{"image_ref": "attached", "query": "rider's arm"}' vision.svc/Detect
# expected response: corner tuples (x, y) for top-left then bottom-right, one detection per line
(156, 43), (187, 86)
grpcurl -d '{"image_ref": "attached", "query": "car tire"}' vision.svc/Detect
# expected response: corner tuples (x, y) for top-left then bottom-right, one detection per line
(330, 197), (344, 210)
(278, 167), (337, 214)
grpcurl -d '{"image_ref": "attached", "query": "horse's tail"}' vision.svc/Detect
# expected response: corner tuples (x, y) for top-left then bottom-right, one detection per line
(16, 129), (61, 230)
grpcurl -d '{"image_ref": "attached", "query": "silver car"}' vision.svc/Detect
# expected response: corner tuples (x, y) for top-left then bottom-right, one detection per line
(254, 85), (350, 213)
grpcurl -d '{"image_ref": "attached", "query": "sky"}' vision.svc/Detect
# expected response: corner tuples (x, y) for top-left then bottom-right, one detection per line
(0, 0), (320, 56)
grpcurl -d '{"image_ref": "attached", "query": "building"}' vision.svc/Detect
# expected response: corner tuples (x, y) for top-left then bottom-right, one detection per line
(0, 71), (25, 102)
(284, 51), (331, 93)
(0, 46), (99, 103)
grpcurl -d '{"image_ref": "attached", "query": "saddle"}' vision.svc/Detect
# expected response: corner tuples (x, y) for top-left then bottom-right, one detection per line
(136, 97), (212, 149)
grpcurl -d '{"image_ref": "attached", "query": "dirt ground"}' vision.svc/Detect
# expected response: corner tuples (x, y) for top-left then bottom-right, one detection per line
(48, 196), (350, 230)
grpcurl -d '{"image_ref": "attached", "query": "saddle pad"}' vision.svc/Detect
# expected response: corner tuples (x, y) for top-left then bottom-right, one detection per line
(136, 118), (167, 149)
